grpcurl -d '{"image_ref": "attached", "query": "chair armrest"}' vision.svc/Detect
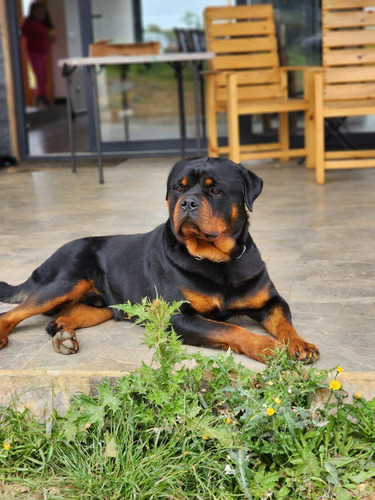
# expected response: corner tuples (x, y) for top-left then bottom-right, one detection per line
(280, 65), (322, 73)
(200, 69), (234, 76)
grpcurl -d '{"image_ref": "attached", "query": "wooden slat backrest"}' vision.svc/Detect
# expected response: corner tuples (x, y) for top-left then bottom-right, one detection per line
(204, 4), (283, 103)
(322, 0), (375, 101)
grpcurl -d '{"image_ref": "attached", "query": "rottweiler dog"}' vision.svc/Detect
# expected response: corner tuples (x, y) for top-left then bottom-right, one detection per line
(0, 157), (319, 363)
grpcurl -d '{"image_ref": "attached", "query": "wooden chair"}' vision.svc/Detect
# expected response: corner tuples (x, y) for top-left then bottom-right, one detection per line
(313, 0), (375, 184)
(203, 4), (314, 165)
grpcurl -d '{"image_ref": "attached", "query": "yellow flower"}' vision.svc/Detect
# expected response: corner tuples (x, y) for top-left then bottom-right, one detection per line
(226, 418), (231, 424)
(266, 407), (275, 416)
(202, 435), (208, 440)
(267, 381), (274, 386)
(184, 451), (188, 456)
(329, 380), (341, 391)
(3, 442), (11, 451)
(274, 397), (281, 405)
(353, 393), (361, 399)
(337, 366), (343, 373)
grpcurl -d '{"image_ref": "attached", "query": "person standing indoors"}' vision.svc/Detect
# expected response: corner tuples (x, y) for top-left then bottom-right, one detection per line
(21, 2), (55, 107)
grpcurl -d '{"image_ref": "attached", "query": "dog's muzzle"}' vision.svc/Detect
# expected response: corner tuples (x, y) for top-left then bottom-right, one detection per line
(180, 196), (200, 213)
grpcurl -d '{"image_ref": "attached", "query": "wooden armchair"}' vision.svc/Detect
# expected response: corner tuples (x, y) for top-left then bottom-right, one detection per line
(203, 4), (314, 165)
(313, 0), (375, 184)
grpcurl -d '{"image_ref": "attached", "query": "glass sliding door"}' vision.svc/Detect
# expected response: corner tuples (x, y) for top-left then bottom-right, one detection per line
(15, 0), (90, 156)
(250, 0), (375, 148)
(89, 0), (233, 155)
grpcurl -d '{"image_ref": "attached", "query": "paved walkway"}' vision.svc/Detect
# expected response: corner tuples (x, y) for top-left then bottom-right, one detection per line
(0, 158), (374, 415)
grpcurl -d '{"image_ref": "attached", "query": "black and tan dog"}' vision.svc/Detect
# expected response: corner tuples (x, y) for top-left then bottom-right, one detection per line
(0, 157), (319, 363)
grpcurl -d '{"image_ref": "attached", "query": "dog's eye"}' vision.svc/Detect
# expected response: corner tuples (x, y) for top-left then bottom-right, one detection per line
(210, 187), (221, 195)
(176, 186), (184, 193)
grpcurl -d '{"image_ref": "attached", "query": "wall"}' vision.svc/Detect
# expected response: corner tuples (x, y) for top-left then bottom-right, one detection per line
(91, 0), (134, 43)
(63, 0), (86, 111)
(48, 0), (68, 99)
(0, 1), (13, 157)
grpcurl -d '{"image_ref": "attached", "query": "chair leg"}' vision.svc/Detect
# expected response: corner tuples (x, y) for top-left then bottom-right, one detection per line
(278, 112), (289, 162)
(205, 76), (218, 157)
(305, 110), (316, 169)
(206, 109), (218, 158)
(227, 73), (240, 163)
(315, 118), (325, 184)
(304, 69), (315, 169)
(314, 71), (325, 184)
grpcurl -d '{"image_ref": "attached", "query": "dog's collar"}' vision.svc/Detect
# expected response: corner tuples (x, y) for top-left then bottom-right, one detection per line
(235, 244), (247, 260)
(194, 245), (246, 263)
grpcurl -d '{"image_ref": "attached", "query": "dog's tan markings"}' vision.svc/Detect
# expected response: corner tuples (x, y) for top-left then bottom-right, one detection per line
(181, 230), (235, 262)
(204, 177), (213, 186)
(214, 233), (235, 254)
(172, 197), (184, 233)
(50, 304), (113, 355)
(181, 177), (188, 186)
(181, 288), (223, 314)
(199, 319), (282, 363)
(263, 305), (320, 363)
(173, 192), (236, 261)
(56, 303), (113, 329)
(0, 280), (94, 348)
(263, 305), (297, 341)
(231, 204), (239, 221)
(228, 284), (270, 310)
(198, 199), (227, 235)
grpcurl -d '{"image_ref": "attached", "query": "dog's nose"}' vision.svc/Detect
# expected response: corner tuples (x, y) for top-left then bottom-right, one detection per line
(181, 197), (199, 212)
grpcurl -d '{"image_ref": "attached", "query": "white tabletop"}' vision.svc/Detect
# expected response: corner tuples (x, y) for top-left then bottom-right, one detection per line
(58, 52), (214, 68)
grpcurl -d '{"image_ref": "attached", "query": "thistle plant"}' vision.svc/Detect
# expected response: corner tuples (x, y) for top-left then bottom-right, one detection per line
(0, 297), (374, 500)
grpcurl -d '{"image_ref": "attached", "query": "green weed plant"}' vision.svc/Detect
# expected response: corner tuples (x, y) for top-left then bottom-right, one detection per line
(0, 297), (374, 499)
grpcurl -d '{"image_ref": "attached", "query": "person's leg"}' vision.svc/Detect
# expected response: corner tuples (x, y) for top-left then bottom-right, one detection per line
(28, 52), (48, 104)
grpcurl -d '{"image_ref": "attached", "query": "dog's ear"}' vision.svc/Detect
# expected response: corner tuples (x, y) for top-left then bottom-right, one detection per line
(239, 164), (263, 212)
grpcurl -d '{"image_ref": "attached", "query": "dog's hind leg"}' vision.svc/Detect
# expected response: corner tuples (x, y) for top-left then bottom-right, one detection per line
(0, 279), (94, 350)
(46, 304), (113, 355)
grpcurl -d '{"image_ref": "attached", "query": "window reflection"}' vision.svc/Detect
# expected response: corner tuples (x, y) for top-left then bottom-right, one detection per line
(93, 0), (232, 145)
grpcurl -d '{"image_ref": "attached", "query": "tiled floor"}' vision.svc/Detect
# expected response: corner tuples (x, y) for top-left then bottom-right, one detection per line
(0, 158), (374, 414)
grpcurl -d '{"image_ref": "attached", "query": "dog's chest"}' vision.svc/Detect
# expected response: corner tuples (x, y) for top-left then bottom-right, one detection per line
(181, 285), (269, 316)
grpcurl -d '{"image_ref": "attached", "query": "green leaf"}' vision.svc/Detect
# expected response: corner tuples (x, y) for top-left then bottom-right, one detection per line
(81, 401), (106, 428)
(324, 461), (340, 486)
(103, 432), (118, 458)
(97, 383), (121, 412)
(333, 487), (355, 500)
(347, 468), (375, 484)
(291, 446), (321, 476)
(62, 421), (77, 442)
(325, 456), (357, 468)
(229, 449), (252, 499)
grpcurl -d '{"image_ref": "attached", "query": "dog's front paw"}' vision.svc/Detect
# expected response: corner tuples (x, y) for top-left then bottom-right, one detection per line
(0, 333), (8, 349)
(51, 329), (79, 355)
(288, 339), (320, 363)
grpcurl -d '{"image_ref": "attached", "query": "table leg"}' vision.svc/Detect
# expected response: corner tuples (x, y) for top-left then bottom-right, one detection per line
(192, 61), (201, 155)
(174, 62), (186, 157)
(63, 64), (76, 173)
(89, 65), (104, 184)
(199, 62), (206, 141)
(120, 66), (130, 141)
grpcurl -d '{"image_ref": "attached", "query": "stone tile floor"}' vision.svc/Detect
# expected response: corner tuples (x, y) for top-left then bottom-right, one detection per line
(0, 158), (374, 414)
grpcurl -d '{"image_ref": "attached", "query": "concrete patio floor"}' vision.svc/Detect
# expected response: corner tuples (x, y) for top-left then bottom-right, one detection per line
(0, 157), (374, 416)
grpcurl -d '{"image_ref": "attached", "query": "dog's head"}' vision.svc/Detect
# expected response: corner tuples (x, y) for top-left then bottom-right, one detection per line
(166, 157), (263, 262)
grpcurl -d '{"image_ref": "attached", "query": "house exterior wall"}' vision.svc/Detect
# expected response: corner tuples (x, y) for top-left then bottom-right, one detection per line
(0, 10), (12, 157)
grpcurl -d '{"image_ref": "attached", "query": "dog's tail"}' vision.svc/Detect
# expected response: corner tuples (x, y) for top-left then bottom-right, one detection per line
(0, 281), (30, 304)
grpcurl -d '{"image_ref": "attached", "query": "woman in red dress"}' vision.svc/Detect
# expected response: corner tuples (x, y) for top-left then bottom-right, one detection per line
(21, 2), (55, 106)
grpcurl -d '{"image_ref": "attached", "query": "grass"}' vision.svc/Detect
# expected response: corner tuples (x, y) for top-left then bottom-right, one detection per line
(1, 297), (374, 499)
(100, 63), (199, 122)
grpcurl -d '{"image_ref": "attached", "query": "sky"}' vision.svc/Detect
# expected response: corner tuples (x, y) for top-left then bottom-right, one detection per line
(142, 0), (232, 30)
